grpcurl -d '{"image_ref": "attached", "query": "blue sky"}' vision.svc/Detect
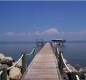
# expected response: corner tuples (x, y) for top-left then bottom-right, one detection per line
(0, 1), (86, 41)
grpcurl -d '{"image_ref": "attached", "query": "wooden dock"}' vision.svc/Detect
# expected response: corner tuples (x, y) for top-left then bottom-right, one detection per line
(21, 42), (63, 80)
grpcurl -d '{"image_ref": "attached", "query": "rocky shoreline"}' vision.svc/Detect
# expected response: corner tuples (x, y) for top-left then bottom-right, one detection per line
(75, 64), (86, 80)
(0, 53), (22, 80)
(63, 59), (86, 80)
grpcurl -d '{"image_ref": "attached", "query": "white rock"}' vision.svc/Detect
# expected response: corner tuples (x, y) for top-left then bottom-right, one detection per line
(84, 73), (86, 77)
(0, 53), (5, 58)
(79, 68), (83, 72)
(9, 67), (22, 80)
(0, 53), (5, 63)
(1, 57), (13, 61)
(67, 64), (77, 71)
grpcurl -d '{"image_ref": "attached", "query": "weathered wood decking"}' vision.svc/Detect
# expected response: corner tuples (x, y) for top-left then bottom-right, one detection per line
(21, 42), (62, 80)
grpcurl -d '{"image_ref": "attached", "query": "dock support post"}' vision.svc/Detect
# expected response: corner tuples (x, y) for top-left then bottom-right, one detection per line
(33, 49), (35, 58)
(54, 47), (57, 58)
(0, 68), (7, 80)
(0, 74), (1, 80)
(70, 72), (80, 80)
(71, 72), (76, 80)
(22, 52), (27, 74)
(58, 52), (63, 75)
(56, 48), (59, 58)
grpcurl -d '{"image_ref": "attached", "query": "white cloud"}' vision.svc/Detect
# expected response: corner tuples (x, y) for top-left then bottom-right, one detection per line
(27, 28), (60, 36)
(17, 32), (26, 36)
(32, 31), (41, 36)
(78, 30), (86, 35)
(4, 32), (15, 36)
(1, 28), (86, 41)
(69, 30), (86, 35)
(3, 29), (86, 37)
(42, 28), (60, 35)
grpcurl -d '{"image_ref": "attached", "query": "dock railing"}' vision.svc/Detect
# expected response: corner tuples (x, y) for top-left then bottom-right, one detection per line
(0, 71), (3, 80)
(56, 48), (80, 80)
(0, 48), (35, 80)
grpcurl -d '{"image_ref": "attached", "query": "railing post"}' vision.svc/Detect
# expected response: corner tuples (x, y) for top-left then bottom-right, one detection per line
(67, 72), (72, 80)
(67, 72), (79, 80)
(0, 71), (2, 80)
(33, 49), (35, 58)
(0, 67), (7, 80)
(21, 52), (27, 74)
(56, 48), (59, 58)
(0, 73), (1, 80)
(54, 46), (58, 59)
(70, 72), (76, 80)
(58, 52), (63, 75)
(54, 47), (57, 58)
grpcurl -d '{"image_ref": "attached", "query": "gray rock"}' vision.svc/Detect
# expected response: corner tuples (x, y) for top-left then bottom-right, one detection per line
(0, 53), (5, 62)
(63, 64), (77, 72)
(74, 64), (81, 70)
(0, 53), (13, 65)
(63, 73), (69, 80)
(0, 53), (5, 58)
(0, 63), (2, 66)
(1, 57), (13, 65)
(79, 68), (83, 72)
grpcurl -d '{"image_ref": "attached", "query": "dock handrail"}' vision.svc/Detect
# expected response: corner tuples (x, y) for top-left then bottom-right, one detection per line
(7, 54), (24, 70)
(76, 75), (80, 80)
(56, 48), (80, 80)
(0, 71), (3, 75)
(0, 48), (36, 80)
(57, 48), (59, 54)
(0, 71), (3, 80)
(26, 48), (35, 56)
(60, 53), (72, 73)
(0, 68), (7, 80)
(7, 48), (35, 70)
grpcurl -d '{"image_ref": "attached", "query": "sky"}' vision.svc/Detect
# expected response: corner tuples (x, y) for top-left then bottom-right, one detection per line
(0, 1), (86, 41)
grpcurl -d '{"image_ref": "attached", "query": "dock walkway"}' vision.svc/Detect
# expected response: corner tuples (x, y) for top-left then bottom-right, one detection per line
(22, 42), (62, 80)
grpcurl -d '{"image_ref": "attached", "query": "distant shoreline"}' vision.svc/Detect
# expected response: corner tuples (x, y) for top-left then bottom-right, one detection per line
(0, 40), (86, 44)
(66, 40), (86, 43)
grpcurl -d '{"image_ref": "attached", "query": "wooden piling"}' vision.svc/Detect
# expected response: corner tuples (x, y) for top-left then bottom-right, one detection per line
(21, 52), (27, 74)
(58, 52), (63, 75)
(0, 67), (7, 80)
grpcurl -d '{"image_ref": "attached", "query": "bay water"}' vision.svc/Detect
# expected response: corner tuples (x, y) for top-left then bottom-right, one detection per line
(62, 41), (86, 67)
(0, 41), (86, 67)
(0, 42), (40, 65)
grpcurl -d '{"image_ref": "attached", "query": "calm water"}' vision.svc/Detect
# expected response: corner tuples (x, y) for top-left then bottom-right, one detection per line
(0, 42), (41, 65)
(0, 41), (86, 67)
(61, 41), (86, 67)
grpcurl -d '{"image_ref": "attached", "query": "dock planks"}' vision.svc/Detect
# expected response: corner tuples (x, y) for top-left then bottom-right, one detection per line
(21, 42), (63, 80)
